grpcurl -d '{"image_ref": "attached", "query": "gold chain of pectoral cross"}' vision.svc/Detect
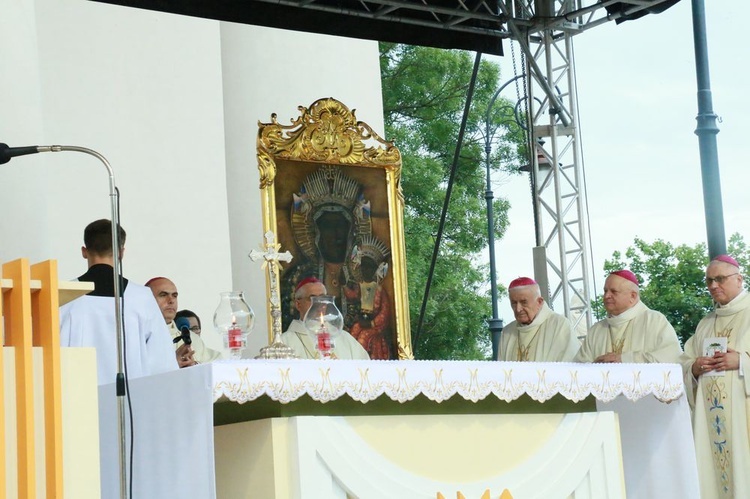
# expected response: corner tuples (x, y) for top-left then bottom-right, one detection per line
(608, 325), (628, 355)
(714, 314), (737, 339)
(516, 328), (541, 361)
(298, 334), (318, 359)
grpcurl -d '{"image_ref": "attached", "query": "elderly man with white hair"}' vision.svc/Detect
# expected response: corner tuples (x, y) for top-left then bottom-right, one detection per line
(681, 254), (750, 498)
(282, 277), (370, 360)
(574, 269), (682, 364)
(497, 277), (579, 362)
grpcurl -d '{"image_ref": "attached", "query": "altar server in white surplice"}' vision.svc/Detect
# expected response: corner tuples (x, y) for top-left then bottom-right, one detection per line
(574, 269), (682, 364)
(59, 219), (178, 385)
(497, 277), (579, 362)
(282, 277), (369, 360)
(681, 254), (750, 498)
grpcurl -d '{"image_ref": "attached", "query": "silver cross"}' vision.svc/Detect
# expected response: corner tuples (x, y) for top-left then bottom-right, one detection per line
(248, 231), (293, 267)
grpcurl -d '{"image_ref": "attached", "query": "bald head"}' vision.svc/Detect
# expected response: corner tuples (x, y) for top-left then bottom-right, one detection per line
(147, 277), (179, 323)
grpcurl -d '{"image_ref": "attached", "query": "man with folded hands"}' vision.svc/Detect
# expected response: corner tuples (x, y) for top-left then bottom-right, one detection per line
(574, 269), (681, 364)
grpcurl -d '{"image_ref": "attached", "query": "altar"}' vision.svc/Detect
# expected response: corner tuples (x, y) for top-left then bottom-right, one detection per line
(98, 360), (699, 499)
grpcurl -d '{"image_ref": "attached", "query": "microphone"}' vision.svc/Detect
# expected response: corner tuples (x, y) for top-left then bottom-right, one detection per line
(174, 317), (193, 346)
(0, 143), (41, 164)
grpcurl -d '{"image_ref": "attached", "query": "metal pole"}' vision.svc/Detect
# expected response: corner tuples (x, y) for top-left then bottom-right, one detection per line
(691, 0), (726, 258)
(1, 143), (128, 498)
(484, 75), (525, 359)
(484, 118), (504, 359)
(41, 145), (128, 499)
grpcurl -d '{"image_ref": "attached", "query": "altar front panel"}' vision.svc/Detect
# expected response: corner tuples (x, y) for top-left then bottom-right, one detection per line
(211, 360), (698, 499)
(215, 412), (626, 499)
(94, 360), (698, 499)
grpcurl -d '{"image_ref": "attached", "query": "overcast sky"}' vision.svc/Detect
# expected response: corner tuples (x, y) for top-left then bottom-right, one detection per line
(491, 0), (748, 324)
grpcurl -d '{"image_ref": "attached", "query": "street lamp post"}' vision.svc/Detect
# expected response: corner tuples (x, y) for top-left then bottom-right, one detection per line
(691, 0), (726, 258)
(484, 74), (526, 359)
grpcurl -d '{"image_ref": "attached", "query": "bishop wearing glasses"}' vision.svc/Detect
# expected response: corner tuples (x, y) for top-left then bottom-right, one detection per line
(681, 254), (750, 498)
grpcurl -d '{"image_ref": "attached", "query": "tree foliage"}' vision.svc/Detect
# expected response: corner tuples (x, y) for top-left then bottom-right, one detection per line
(380, 43), (526, 359)
(594, 233), (750, 345)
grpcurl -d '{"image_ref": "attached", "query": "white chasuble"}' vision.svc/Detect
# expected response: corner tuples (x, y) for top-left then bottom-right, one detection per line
(497, 303), (580, 362)
(681, 292), (750, 498)
(281, 319), (370, 360)
(574, 301), (682, 364)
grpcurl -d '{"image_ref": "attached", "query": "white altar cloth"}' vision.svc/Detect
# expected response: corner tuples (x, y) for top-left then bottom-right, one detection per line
(99, 360), (699, 499)
(212, 359), (685, 404)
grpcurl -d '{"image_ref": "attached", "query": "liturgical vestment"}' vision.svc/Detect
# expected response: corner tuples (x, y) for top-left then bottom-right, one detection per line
(497, 303), (580, 362)
(60, 268), (178, 384)
(282, 319), (370, 360)
(574, 301), (682, 364)
(681, 291), (750, 498)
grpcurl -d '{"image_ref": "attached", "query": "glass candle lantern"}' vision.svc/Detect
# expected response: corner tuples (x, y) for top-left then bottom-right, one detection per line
(213, 291), (254, 360)
(302, 295), (343, 359)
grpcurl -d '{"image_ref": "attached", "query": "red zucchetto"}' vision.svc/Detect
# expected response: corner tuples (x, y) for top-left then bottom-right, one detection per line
(609, 269), (639, 286)
(509, 277), (537, 289)
(712, 254), (740, 268)
(295, 276), (322, 292)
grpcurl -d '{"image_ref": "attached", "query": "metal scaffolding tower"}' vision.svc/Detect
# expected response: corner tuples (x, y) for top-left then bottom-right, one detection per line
(497, 0), (678, 331)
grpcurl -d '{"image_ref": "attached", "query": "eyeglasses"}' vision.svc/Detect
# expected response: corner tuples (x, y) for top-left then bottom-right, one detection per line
(705, 273), (739, 285)
(189, 326), (201, 333)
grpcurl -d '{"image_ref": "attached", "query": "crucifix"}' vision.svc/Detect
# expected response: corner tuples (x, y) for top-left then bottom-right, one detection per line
(248, 230), (298, 359)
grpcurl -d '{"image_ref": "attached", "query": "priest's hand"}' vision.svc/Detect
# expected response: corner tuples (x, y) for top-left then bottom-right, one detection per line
(176, 343), (197, 368)
(594, 352), (621, 363)
(711, 348), (740, 373)
(692, 355), (719, 377)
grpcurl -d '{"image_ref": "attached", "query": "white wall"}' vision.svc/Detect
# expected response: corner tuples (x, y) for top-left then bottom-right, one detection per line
(0, 0), (384, 356)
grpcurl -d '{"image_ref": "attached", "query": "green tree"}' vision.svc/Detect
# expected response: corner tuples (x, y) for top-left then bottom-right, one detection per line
(594, 233), (750, 345)
(380, 43), (526, 359)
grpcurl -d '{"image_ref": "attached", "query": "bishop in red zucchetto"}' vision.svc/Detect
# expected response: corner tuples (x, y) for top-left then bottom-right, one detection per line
(497, 276), (580, 362)
(574, 269), (681, 365)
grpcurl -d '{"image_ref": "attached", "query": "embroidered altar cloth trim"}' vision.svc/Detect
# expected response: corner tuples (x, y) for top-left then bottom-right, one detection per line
(211, 360), (685, 404)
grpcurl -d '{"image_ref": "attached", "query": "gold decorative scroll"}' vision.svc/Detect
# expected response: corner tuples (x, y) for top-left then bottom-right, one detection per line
(258, 97), (402, 170)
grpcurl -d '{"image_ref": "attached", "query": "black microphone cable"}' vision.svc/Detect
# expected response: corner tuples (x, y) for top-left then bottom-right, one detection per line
(115, 189), (136, 499)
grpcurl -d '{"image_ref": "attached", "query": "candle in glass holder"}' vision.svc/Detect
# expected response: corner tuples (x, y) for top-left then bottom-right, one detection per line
(316, 329), (332, 354)
(315, 314), (333, 358)
(227, 315), (243, 350)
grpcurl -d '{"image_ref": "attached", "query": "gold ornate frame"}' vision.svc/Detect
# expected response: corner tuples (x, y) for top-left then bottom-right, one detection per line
(256, 97), (413, 360)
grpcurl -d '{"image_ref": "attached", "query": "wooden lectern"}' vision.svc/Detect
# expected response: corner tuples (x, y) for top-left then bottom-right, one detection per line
(2, 258), (98, 498)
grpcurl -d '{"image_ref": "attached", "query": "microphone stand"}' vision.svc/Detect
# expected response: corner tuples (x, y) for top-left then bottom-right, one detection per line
(4, 144), (128, 499)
